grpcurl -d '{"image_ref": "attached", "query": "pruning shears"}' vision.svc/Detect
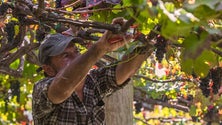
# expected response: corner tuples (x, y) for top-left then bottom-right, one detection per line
(108, 24), (141, 43)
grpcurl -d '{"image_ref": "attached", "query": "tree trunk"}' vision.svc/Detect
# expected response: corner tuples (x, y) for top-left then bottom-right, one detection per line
(104, 82), (133, 125)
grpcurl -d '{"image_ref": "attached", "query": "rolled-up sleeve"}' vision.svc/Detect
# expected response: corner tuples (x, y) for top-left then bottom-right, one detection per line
(89, 64), (130, 98)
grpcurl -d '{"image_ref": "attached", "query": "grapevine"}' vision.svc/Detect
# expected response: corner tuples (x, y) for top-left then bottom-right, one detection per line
(0, 3), (10, 15)
(36, 28), (46, 42)
(154, 35), (167, 63)
(5, 21), (16, 43)
(199, 67), (222, 97)
(147, 25), (168, 63)
(10, 80), (20, 103)
(134, 101), (142, 114)
(56, 0), (62, 8)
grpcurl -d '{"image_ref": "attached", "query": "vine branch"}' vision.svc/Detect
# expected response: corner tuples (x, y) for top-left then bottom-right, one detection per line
(133, 74), (198, 84)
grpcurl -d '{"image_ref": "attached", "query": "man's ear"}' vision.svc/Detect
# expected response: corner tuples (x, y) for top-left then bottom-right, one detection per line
(42, 65), (56, 77)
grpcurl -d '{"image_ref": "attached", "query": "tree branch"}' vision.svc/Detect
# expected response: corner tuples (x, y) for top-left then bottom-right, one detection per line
(211, 47), (222, 57)
(47, 6), (133, 15)
(144, 116), (192, 123)
(45, 17), (121, 33)
(0, 66), (22, 77)
(134, 94), (190, 112)
(1, 43), (39, 65)
(36, 0), (45, 17)
(0, 25), (26, 54)
(17, 56), (25, 73)
(133, 74), (195, 83)
(134, 87), (191, 112)
(57, 0), (81, 10)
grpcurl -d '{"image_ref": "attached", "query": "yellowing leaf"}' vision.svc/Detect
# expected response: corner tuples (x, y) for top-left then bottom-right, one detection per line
(66, 7), (73, 12)
(11, 17), (18, 22)
(112, 4), (122, 14)
(14, 25), (19, 36)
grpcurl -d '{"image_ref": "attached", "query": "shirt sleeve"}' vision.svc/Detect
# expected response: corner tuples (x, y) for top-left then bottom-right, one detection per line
(89, 64), (130, 98)
(32, 78), (57, 119)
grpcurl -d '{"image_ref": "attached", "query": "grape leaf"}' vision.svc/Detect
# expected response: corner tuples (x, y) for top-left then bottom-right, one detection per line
(181, 58), (193, 75)
(184, 0), (221, 11)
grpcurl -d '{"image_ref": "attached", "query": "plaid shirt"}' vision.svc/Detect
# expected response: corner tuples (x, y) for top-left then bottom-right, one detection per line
(32, 65), (129, 125)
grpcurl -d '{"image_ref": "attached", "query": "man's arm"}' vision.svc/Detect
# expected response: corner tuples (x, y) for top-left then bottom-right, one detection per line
(48, 18), (132, 104)
(48, 39), (106, 104)
(116, 47), (154, 85)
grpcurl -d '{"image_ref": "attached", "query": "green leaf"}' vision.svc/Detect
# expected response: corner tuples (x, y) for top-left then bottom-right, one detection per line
(20, 93), (28, 105)
(9, 59), (20, 70)
(122, 0), (132, 6)
(193, 50), (217, 77)
(184, 0), (221, 11)
(189, 105), (197, 116)
(182, 34), (199, 50)
(165, 2), (175, 12)
(139, 6), (150, 19)
(182, 32), (209, 59)
(112, 4), (122, 14)
(126, 0), (146, 6)
(193, 58), (210, 78)
(181, 58), (193, 75)
(192, 5), (218, 20)
(22, 62), (38, 78)
(161, 20), (193, 39)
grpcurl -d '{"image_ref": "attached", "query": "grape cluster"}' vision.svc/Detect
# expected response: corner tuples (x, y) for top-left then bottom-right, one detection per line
(36, 26), (50, 42)
(10, 80), (20, 103)
(191, 116), (200, 122)
(56, 0), (62, 8)
(154, 35), (167, 63)
(36, 28), (45, 42)
(134, 101), (142, 114)
(199, 67), (222, 97)
(147, 25), (167, 63)
(187, 94), (193, 101)
(0, 3), (9, 15)
(5, 21), (16, 43)
(147, 24), (161, 40)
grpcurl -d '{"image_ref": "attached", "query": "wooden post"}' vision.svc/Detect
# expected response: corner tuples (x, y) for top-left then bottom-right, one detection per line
(104, 82), (133, 125)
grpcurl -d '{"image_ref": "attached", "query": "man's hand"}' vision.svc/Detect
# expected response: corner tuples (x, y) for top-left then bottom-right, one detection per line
(97, 17), (133, 53)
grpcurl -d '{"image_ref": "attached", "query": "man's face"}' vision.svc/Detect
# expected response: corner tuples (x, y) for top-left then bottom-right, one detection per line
(48, 43), (80, 75)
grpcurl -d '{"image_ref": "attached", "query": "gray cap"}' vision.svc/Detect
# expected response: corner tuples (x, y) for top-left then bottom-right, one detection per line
(38, 33), (83, 65)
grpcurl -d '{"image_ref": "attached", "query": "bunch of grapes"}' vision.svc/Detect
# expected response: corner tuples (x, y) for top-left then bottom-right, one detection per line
(0, 3), (10, 15)
(56, 0), (62, 8)
(36, 26), (50, 42)
(199, 67), (222, 97)
(187, 94), (194, 101)
(147, 25), (167, 63)
(134, 101), (142, 114)
(5, 21), (16, 43)
(36, 28), (46, 42)
(10, 80), (20, 103)
(154, 35), (167, 63)
(147, 24), (161, 40)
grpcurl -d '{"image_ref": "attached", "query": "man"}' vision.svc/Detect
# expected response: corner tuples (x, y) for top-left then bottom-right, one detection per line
(32, 18), (153, 125)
